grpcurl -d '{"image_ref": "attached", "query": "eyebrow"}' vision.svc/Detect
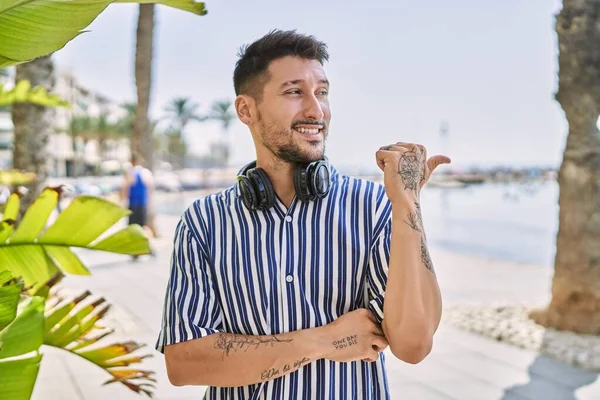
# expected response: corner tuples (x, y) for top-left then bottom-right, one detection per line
(280, 79), (330, 88)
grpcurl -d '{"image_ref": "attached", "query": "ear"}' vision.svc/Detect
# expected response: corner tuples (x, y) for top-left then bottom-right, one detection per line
(235, 95), (255, 126)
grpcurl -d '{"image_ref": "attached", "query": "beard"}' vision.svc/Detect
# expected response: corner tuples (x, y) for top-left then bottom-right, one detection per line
(257, 116), (327, 166)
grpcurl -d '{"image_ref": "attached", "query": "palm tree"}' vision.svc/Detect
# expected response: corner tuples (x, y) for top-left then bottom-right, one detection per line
(209, 99), (235, 132)
(164, 97), (205, 132)
(162, 97), (204, 167)
(134, 4), (155, 171)
(529, 0), (600, 334)
(10, 55), (54, 212)
(208, 99), (235, 167)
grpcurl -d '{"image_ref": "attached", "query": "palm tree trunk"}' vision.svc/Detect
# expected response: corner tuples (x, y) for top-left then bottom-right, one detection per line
(529, 0), (600, 334)
(11, 55), (55, 212)
(134, 4), (154, 170)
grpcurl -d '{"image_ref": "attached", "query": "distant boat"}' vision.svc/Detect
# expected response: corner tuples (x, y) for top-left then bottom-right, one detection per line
(454, 175), (486, 185)
(426, 177), (467, 188)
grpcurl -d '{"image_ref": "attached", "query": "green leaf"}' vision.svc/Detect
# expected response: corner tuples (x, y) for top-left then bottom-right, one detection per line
(44, 246), (90, 276)
(0, 188), (148, 288)
(0, 171), (36, 186)
(92, 225), (151, 255)
(0, 296), (44, 359)
(0, 281), (21, 331)
(40, 196), (129, 246)
(0, 271), (12, 285)
(44, 290), (155, 396)
(0, 353), (42, 400)
(0, 80), (70, 107)
(78, 341), (144, 364)
(2, 193), (20, 221)
(10, 188), (59, 243)
(45, 299), (104, 346)
(0, 0), (208, 68)
(116, 0), (207, 14)
(0, 245), (58, 289)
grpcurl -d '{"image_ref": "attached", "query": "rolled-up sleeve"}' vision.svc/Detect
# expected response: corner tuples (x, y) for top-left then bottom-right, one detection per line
(367, 197), (392, 324)
(155, 219), (223, 353)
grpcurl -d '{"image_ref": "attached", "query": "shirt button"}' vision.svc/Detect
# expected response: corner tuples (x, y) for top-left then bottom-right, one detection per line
(286, 275), (294, 283)
(285, 215), (292, 223)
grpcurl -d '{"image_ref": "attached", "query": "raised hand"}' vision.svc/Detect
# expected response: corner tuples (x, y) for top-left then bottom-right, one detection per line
(375, 142), (451, 204)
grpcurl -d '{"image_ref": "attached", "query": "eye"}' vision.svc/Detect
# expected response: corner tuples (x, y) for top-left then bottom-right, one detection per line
(286, 89), (301, 95)
(317, 90), (329, 96)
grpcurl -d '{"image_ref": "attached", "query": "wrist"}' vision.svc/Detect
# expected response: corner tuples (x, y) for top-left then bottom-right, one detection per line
(307, 325), (333, 360)
(390, 194), (419, 212)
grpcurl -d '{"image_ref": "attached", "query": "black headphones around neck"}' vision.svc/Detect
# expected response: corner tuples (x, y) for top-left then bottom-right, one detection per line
(236, 158), (331, 211)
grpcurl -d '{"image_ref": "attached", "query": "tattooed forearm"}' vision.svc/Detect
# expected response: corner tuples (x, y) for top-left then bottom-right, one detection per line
(398, 150), (425, 192)
(262, 357), (310, 381)
(421, 237), (435, 274)
(405, 202), (423, 233)
(403, 201), (434, 273)
(214, 334), (293, 359)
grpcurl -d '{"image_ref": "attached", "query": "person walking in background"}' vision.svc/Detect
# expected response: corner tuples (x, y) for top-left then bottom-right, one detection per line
(120, 152), (155, 258)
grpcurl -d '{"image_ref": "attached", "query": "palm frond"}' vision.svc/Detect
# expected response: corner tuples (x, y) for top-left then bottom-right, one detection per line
(44, 289), (155, 397)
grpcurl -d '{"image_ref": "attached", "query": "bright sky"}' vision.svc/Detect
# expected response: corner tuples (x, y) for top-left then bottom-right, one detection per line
(53, 0), (565, 172)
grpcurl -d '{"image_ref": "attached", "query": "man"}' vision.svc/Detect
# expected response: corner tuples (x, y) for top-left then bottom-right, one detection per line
(120, 153), (155, 257)
(156, 30), (450, 399)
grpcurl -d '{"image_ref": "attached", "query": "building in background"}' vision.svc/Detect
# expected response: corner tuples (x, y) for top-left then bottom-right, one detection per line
(0, 67), (131, 177)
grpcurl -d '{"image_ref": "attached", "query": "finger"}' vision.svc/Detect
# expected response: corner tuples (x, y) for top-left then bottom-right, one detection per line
(369, 321), (385, 336)
(394, 142), (413, 148)
(427, 155), (452, 174)
(375, 149), (400, 172)
(379, 144), (408, 152)
(363, 309), (378, 324)
(364, 350), (380, 363)
(372, 336), (389, 351)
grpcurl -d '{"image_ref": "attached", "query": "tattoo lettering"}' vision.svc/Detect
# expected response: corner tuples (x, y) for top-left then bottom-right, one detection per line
(397, 150), (424, 192)
(293, 357), (310, 368)
(261, 368), (280, 380)
(214, 334), (293, 359)
(421, 237), (435, 274)
(264, 357), (310, 382)
(333, 335), (358, 350)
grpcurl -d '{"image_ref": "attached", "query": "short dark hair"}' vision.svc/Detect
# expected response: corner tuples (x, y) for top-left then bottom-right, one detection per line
(233, 30), (329, 100)
(131, 152), (143, 165)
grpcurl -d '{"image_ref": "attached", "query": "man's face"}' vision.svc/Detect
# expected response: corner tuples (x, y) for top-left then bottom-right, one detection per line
(253, 56), (331, 165)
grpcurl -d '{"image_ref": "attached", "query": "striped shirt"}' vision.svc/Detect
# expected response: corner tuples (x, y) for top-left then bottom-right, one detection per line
(156, 165), (393, 399)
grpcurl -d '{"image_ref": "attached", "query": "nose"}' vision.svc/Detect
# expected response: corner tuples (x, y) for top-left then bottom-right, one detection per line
(303, 93), (325, 121)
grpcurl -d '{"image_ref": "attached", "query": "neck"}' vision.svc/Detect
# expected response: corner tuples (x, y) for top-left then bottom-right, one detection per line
(255, 157), (297, 208)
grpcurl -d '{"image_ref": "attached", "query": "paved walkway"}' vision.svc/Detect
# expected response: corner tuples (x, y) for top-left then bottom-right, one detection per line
(32, 215), (600, 400)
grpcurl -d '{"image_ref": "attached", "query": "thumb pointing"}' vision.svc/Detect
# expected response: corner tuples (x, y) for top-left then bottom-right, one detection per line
(427, 155), (451, 174)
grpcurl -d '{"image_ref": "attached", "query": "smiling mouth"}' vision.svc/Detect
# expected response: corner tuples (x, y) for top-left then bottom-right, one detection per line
(293, 126), (324, 135)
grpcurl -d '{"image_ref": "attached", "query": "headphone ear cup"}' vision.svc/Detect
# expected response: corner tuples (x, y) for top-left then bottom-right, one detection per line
(236, 175), (258, 210)
(250, 168), (276, 210)
(310, 161), (331, 199)
(294, 167), (314, 202)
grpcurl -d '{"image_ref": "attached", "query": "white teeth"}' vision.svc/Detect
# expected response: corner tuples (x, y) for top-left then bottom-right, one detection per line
(296, 127), (320, 134)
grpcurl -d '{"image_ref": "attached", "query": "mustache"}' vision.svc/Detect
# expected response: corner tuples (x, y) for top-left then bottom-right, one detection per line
(292, 120), (327, 129)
